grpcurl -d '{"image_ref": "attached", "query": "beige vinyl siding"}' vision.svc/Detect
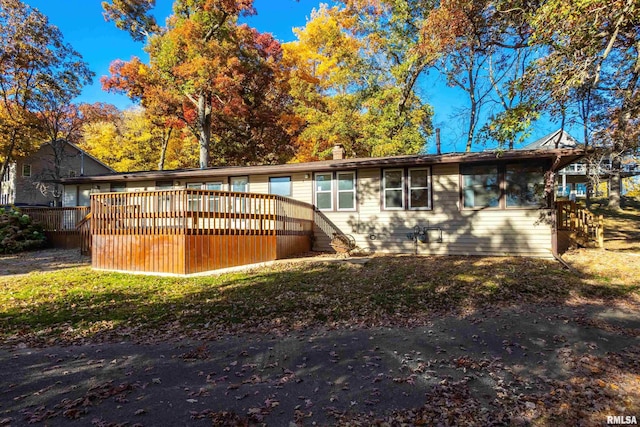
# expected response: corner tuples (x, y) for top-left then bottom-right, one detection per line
(314, 164), (554, 258)
(62, 162), (553, 257)
(119, 181), (156, 192)
(249, 173), (313, 203)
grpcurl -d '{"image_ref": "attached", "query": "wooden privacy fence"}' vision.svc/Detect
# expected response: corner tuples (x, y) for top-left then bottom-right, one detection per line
(19, 207), (91, 252)
(91, 189), (315, 274)
(556, 200), (604, 248)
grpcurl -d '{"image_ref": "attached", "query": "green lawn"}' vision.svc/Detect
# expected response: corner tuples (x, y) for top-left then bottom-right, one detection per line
(1, 254), (638, 346)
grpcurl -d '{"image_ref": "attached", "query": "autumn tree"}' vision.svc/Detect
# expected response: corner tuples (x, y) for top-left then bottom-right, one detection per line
(526, 0), (640, 209)
(102, 0), (295, 168)
(80, 107), (197, 172)
(0, 0), (92, 186)
(284, 1), (434, 160)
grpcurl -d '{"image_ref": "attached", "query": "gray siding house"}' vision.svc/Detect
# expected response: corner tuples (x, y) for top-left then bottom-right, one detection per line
(1, 140), (113, 206)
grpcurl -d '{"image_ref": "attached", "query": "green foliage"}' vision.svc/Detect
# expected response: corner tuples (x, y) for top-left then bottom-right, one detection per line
(0, 0), (92, 179)
(479, 103), (540, 149)
(284, 2), (433, 160)
(0, 207), (46, 254)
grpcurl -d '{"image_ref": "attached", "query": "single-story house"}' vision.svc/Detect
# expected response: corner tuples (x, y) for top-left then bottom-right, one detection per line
(59, 146), (584, 267)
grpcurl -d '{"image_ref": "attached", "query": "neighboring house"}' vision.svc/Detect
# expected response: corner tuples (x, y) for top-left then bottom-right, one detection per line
(0, 140), (114, 206)
(60, 146), (582, 258)
(521, 129), (640, 198)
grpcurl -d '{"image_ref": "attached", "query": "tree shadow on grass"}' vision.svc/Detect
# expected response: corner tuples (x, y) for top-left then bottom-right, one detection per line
(1, 256), (639, 425)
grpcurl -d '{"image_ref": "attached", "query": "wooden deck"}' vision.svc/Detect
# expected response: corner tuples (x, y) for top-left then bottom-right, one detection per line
(20, 207), (90, 251)
(89, 190), (314, 274)
(556, 200), (604, 252)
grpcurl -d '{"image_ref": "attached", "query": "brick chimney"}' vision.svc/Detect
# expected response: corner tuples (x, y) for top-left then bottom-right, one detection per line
(332, 144), (345, 160)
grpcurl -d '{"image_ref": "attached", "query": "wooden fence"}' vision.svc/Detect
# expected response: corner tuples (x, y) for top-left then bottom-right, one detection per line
(90, 189), (314, 274)
(19, 207), (91, 251)
(556, 200), (604, 249)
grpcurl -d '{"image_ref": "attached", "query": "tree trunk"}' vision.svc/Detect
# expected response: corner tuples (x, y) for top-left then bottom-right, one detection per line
(465, 66), (476, 153)
(0, 129), (19, 183)
(158, 127), (173, 171)
(465, 99), (476, 152)
(608, 152), (622, 209)
(585, 162), (592, 208)
(197, 94), (211, 169)
(583, 115), (592, 208)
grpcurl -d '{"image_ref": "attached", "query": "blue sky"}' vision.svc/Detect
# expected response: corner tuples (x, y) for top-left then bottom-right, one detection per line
(24, 0), (561, 153)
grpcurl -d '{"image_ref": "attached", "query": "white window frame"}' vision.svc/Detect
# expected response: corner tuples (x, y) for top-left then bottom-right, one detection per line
(22, 164), (31, 177)
(187, 182), (202, 210)
(230, 176), (249, 193)
(382, 169), (405, 210)
(408, 167), (431, 210)
(336, 171), (356, 211)
(314, 172), (333, 211)
(205, 181), (223, 212)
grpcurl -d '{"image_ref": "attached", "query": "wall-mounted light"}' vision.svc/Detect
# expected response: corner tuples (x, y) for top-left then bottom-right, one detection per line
(304, 174), (310, 179)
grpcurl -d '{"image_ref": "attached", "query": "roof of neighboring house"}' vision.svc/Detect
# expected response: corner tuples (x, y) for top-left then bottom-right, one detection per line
(58, 140), (116, 173)
(520, 129), (581, 150)
(60, 148), (584, 185)
(24, 140), (115, 175)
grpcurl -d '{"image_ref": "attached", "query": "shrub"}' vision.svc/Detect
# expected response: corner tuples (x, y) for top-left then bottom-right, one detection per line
(0, 207), (47, 254)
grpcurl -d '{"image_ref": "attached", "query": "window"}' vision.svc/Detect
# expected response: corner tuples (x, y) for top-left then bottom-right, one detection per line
(156, 180), (173, 190)
(505, 163), (546, 207)
(408, 168), (431, 210)
(187, 182), (202, 210)
(337, 172), (356, 210)
(462, 161), (548, 209)
(230, 176), (248, 192)
(381, 168), (431, 210)
(22, 164), (31, 177)
(269, 176), (292, 197)
(155, 181), (174, 211)
(461, 164), (500, 209)
(383, 169), (404, 210)
(230, 176), (248, 213)
(205, 181), (223, 211)
(314, 173), (333, 210)
(78, 187), (91, 207)
(110, 183), (126, 193)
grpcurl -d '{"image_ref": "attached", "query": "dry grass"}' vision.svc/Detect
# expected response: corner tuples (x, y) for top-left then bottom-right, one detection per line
(1, 252), (638, 347)
(588, 197), (640, 252)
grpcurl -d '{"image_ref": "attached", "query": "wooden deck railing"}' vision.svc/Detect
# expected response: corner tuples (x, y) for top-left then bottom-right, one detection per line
(556, 200), (604, 248)
(19, 207), (92, 252)
(89, 190), (315, 274)
(76, 212), (92, 255)
(90, 190), (314, 236)
(20, 206), (90, 230)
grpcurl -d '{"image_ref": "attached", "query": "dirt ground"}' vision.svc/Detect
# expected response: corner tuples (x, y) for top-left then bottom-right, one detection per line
(1, 246), (639, 425)
(0, 249), (90, 276)
(1, 301), (639, 426)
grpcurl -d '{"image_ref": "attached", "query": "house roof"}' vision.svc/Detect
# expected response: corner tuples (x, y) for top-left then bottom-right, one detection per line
(520, 129), (581, 150)
(61, 140), (116, 173)
(60, 148), (584, 185)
